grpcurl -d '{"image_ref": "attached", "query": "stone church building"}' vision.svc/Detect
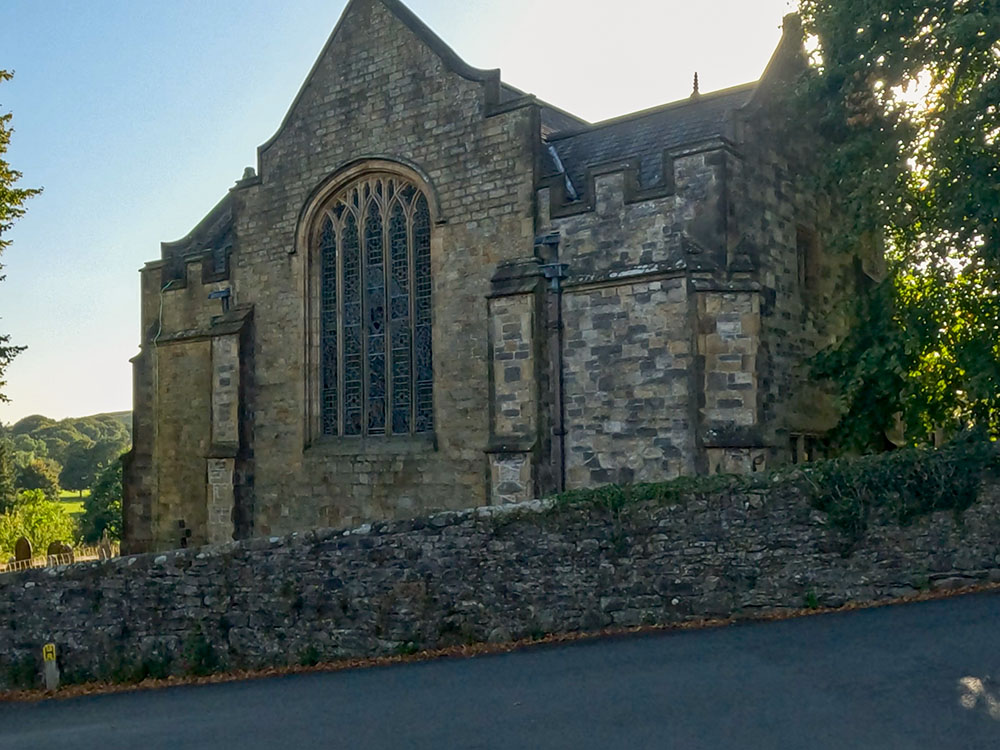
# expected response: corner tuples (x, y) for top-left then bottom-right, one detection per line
(123, 0), (851, 553)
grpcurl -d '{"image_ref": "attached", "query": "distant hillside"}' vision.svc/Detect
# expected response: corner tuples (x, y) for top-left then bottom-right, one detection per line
(4, 411), (133, 493)
(7, 411), (132, 435)
(92, 411), (132, 431)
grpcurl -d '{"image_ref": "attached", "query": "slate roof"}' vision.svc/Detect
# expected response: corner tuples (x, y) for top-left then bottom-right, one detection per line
(544, 83), (756, 197)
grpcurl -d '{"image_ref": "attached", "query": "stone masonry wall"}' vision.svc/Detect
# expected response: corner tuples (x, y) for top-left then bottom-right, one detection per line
(228, 0), (537, 535)
(489, 294), (538, 440)
(734, 110), (855, 456)
(132, 0), (541, 550)
(562, 277), (696, 487)
(487, 289), (541, 504)
(153, 340), (212, 550)
(697, 290), (766, 473)
(4, 482), (999, 689)
(539, 149), (732, 489)
(127, 256), (236, 552)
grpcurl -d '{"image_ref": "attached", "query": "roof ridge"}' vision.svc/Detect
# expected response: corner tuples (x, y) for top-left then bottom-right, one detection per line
(546, 81), (757, 143)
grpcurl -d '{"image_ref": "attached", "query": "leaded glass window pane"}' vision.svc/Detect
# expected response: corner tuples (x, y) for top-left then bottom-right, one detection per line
(389, 202), (411, 435)
(342, 213), (363, 436)
(319, 218), (338, 436)
(317, 174), (433, 438)
(413, 195), (433, 433)
(365, 202), (386, 435)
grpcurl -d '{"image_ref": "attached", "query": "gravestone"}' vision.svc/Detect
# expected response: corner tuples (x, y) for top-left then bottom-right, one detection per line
(47, 541), (74, 563)
(98, 528), (112, 561)
(14, 536), (32, 562)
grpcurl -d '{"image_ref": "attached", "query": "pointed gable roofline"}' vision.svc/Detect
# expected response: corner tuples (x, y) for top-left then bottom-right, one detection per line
(256, 0), (521, 161)
(742, 13), (808, 111)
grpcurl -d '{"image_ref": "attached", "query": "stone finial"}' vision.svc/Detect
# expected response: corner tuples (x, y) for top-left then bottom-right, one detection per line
(240, 166), (257, 182)
(691, 72), (700, 98)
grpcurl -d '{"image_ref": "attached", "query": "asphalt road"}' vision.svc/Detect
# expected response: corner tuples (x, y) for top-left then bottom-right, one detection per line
(3, 593), (1000, 749)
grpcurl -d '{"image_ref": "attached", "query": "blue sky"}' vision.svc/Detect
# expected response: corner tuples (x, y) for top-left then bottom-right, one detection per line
(0, 0), (793, 424)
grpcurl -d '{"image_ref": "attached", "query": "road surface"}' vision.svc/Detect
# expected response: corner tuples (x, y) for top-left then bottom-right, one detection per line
(2, 592), (1000, 749)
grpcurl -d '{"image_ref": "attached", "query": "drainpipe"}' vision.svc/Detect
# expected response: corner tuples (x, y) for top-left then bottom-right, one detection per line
(538, 233), (568, 494)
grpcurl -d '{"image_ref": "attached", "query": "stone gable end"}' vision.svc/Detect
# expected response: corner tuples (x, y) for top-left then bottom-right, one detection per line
(258, 0), (507, 187)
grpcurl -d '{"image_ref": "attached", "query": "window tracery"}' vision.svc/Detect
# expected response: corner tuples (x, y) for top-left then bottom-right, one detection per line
(317, 174), (433, 437)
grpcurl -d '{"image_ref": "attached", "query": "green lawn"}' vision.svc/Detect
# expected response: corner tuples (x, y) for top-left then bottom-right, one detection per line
(59, 489), (90, 500)
(58, 490), (88, 516)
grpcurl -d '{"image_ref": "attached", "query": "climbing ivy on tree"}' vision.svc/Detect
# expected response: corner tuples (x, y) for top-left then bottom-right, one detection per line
(791, 1), (1000, 449)
(0, 69), (41, 403)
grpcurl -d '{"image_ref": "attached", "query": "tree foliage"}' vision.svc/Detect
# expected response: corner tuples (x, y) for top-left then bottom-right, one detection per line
(82, 460), (122, 543)
(793, 1), (1000, 449)
(15, 456), (60, 499)
(8, 412), (131, 493)
(59, 439), (97, 493)
(0, 437), (15, 513)
(10, 431), (46, 458)
(32, 424), (87, 457)
(10, 414), (54, 436)
(0, 69), (42, 402)
(0, 490), (77, 558)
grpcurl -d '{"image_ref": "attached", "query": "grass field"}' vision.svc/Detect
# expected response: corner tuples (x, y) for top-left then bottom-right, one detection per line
(58, 489), (88, 516)
(58, 489), (90, 499)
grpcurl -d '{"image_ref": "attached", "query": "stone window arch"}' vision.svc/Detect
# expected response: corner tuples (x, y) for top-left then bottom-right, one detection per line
(309, 172), (434, 438)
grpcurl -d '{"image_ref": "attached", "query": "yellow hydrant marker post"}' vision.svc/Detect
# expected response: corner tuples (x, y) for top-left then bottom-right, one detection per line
(42, 643), (59, 691)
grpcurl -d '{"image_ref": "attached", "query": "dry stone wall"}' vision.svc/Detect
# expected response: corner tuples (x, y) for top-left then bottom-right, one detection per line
(3, 483), (1000, 689)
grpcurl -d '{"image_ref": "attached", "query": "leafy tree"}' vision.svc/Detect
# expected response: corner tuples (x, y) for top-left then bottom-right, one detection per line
(58, 438), (97, 494)
(73, 414), (129, 444)
(81, 460), (122, 543)
(4, 413), (132, 499)
(15, 456), (61, 499)
(10, 414), (55, 436)
(792, 1), (1000, 449)
(95, 431), (128, 458)
(0, 437), (14, 512)
(0, 70), (42, 402)
(60, 435), (128, 495)
(14, 416), (130, 470)
(0, 490), (77, 557)
(11, 432), (46, 457)
(32, 423), (86, 465)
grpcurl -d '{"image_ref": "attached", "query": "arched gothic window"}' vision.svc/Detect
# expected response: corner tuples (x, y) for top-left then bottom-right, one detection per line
(317, 174), (433, 437)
